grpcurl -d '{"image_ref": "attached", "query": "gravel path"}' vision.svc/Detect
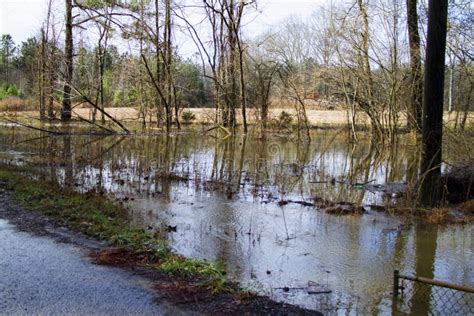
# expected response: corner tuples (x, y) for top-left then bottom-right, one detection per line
(0, 217), (178, 315)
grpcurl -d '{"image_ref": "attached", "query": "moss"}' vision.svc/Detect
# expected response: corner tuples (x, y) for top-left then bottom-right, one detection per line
(0, 165), (232, 293)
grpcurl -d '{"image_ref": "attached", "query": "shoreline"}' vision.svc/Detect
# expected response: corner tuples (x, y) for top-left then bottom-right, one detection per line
(0, 166), (321, 315)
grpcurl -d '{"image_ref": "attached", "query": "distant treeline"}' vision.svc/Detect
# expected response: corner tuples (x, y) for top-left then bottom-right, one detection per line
(0, 0), (472, 134)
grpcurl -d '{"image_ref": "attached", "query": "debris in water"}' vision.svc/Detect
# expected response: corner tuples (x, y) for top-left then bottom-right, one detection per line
(325, 202), (364, 215)
(166, 225), (177, 232)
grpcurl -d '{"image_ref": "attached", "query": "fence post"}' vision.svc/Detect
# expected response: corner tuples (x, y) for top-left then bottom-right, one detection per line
(393, 270), (399, 298)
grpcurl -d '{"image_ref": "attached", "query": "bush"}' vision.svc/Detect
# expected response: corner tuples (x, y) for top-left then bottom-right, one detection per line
(113, 90), (123, 106)
(0, 84), (22, 100)
(278, 111), (293, 128)
(181, 110), (196, 123)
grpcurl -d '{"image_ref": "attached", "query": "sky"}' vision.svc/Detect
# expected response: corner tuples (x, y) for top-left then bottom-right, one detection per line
(0, 0), (48, 42)
(0, 0), (322, 43)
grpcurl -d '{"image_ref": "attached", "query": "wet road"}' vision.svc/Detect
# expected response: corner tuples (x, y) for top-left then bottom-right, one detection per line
(0, 218), (175, 315)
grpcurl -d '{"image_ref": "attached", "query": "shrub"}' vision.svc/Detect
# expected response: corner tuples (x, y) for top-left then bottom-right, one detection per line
(113, 90), (123, 106)
(181, 110), (196, 123)
(278, 111), (293, 128)
(0, 84), (22, 100)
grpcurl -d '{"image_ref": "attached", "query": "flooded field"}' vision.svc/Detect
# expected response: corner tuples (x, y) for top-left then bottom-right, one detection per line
(0, 124), (472, 314)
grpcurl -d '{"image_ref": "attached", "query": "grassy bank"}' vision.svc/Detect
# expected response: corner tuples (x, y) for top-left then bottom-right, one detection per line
(0, 165), (231, 293)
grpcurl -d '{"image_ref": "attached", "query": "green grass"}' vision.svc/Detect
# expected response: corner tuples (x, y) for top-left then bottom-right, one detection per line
(160, 256), (230, 293)
(0, 164), (232, 293)
(0, 167), (151, 248)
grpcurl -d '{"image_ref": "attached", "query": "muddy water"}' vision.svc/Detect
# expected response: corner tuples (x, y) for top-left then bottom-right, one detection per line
(0, 125), (472, 314)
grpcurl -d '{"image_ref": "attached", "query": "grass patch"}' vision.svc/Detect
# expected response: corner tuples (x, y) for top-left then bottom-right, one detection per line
(0, 166), (151, 248)
(0, 164), (232, 293)
(159, 256), (230, 294)
(0, 96), (37, 111)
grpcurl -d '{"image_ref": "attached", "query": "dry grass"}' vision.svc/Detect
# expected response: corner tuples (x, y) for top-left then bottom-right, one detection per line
(0, 97), (37, 112)
(7, 105), (473, 129)
(382, 204), (474, 224)
(424, 208), (450, 224)
(423, 205), (474, 224)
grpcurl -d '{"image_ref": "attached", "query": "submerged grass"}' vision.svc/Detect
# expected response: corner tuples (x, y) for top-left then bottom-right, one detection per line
(0, 164), (232, 293)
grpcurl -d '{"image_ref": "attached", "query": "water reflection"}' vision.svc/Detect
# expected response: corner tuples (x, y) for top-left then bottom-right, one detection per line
(411, 224), (438, 316)
(0, 126), (472, 314)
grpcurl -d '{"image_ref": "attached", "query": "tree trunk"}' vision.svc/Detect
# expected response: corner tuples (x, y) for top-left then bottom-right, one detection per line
(419, 0), (448, 206)
(218, 16), (228, 126)
(154, 0), (163, 127)
(164, 0), (172, 132)
(61, 0), (73, 121)
(39, 28), (46, 120)
(235, 1), (247, 133)
(99, 22), (109, 124)
(228, 41), (237, 130)
(459, 66), (472, 131)
(258, 64), (275, 130)
(47, 42), (57, 119)
(447, 62), (453, 112)
(46, 0), (55, 120)
(406, 0), (423, 132)
(238, 44), (247, 133)
(226, 0), (237, 131)
(165, 0), (179, 130)
(98, 48), (105, 123)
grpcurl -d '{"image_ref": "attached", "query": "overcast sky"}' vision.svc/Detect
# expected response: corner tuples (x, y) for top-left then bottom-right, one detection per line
(0, 0), (48, 42)
(0, 0), (324, 58)
(0, 0), (321, 39)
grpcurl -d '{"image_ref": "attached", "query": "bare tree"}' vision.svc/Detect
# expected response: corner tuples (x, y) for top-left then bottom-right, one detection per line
(246, 51), (279, 129)
(261, 18), (313, 139)
(446, 0), (473, 130)
(93, 13), (112, 123)
(356, 0), (383, 138)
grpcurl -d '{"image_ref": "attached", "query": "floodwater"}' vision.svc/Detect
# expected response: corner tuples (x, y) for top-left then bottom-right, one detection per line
(0, 124), (472, 314)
